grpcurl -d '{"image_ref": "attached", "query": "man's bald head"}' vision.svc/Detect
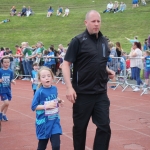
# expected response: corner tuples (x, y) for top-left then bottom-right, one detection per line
(85, 10), (101, 20)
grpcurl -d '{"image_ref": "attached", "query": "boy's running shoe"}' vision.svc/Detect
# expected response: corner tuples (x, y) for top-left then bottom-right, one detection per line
(2, 115), (8, 121)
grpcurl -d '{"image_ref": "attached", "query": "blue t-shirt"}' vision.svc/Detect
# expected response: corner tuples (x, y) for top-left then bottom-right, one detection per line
(0, 68), (13, 94)
(129, 39), (139, 44)
(31, 85), (62, 139)
(48, 52), (56, 65)
(31, 70), (38, 90)
(145, 56), (150, 71)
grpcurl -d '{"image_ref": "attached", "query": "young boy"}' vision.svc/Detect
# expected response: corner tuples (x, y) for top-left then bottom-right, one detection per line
(0, 57), (16, 121)
(31, 62), (39, 95)
(0, 19), (10, 24)
(143, 50), (150, 88)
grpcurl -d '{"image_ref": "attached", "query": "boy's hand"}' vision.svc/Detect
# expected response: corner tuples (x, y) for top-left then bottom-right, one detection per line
(45, 101), (57, 109)
(58, 99), (64, 107)
(0, 79), (2, 82)
(11, 80), (16, 85)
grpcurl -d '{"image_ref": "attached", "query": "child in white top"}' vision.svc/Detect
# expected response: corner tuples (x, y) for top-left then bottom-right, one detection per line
(63, 7), (69, 17)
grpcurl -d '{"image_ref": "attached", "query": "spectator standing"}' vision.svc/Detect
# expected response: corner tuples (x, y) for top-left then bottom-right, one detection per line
(62, 10), (115, 150)
(21, 42), (33, 80)
(3, 48), (15, 75)
(143, 50), (150, 89)
(148, 34), (150, 50)
(13, 45), (23, 79)
(125, 36), (139, 44)
(129, 42), (143, 91)
(143, 39), (148, 51)
(31, 63), (39, 95)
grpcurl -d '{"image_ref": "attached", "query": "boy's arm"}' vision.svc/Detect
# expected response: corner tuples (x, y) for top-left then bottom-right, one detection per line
(11, 80), (16, 85)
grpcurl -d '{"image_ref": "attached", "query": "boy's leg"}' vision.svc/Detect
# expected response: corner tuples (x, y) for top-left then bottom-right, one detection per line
(50, 134), (60, 150)
(37, 139), (49, 150)
(0, 93), (11, 121)
(1, 100), (9, 114)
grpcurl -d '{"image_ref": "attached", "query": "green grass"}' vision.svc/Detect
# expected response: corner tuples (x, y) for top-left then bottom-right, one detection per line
(0, 0), (150, 53)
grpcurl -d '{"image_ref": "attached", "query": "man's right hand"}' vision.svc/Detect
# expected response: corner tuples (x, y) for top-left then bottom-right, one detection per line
(66, 87), (77, 103)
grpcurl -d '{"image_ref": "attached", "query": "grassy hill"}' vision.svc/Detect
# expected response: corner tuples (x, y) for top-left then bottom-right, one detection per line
(0, 0), (150, 52)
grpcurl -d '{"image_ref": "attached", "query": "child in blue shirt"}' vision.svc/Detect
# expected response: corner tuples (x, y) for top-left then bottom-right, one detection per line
(31, 62), (39, 95)
(31, 66), (63, 150)
(0, 19), (10, 24)
(143, 50), (150, 88)
(0, 57), (16, 121)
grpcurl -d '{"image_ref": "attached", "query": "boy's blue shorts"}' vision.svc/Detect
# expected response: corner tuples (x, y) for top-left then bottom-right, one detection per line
(0, 93), (12, 101)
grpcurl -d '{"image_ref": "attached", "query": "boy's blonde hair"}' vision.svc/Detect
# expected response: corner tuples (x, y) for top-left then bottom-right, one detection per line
(37, 66), (54, 89)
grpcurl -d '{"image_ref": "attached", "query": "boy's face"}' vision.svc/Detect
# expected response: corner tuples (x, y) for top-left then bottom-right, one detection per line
(33, 65), (39, 71)
(2, 59), (10, 69)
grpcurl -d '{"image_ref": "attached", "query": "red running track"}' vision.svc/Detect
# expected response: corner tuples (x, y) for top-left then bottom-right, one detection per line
(0, 80), (150, 150)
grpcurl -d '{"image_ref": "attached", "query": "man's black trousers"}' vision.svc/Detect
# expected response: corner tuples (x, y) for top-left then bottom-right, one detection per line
(73, 93), (111, 150)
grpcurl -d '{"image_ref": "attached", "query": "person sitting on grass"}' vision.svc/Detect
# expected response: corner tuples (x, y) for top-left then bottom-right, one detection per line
(63, 7), (70, 17)
(26, 6), (33, 17)
(10, 6), (17, 16)
(103, 1), (114, 13)
(141, 0), (146, 5)
(0, 19), (10, 24)
(113, 1), (119, 13)
(56, 6), (63, 16)
(0, 57), (16, 122)
(21, 6), (27, 16)
(115, 2), (126, 13)
(47, 6), (54, 17)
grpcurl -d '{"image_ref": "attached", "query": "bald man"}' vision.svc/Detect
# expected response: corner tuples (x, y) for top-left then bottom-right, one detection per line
(62, 10), (115, 150)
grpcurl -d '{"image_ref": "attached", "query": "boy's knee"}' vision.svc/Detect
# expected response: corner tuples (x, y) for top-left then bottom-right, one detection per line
(4, 101), (9, 106)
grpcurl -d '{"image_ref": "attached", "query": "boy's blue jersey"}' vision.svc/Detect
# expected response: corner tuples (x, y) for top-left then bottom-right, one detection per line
(145, 56), (150, 71)
(48, 52), (56, 65)
(31, 70), (38, 90)
(31, 85), (62, 139)
(0, 68), (13, 94)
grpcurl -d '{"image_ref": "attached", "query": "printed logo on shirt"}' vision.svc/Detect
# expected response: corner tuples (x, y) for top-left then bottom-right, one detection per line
(2, 75), (10, 87)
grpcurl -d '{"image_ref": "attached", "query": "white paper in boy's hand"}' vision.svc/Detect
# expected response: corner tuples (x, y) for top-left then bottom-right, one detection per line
(44, 99), (59, 116)
(33, 78), (38, 84)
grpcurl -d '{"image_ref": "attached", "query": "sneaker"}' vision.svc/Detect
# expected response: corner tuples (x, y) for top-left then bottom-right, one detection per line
(26, 78), (30, 81)
(133, 87), (140, 92)
(110, 86), (116, 89)
(131, 86), (136, 89)
(0, 113), (2, 121)
(2, 115), (8, 121)
(22, 78), (27, 80)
